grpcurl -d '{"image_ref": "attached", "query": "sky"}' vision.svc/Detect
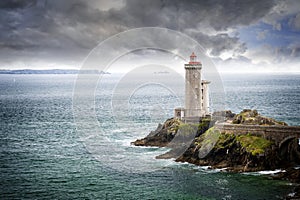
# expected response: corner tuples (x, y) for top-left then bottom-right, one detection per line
(0, 0), (299, 73)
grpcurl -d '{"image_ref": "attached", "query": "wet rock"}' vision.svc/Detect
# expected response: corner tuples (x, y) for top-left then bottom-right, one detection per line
(131, 117), (213, 148)
(175, 129), (281, 172)
(132, 110), (298, 173)
(132, 109), (300, 199)
(272, 168), (300, 200)
(286, 186), (300, 200)
(131, 118), (182, 147)
(272, 168), (300, 182)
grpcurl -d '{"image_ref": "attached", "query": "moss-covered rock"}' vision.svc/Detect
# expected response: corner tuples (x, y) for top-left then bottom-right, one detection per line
(232, 109), (288, 126)
(176, 129), (277, 172)
(132, 118), (179, 147)
(131, 117), (214, 147)
(132, 109), (298, 173)
(236, 134), (273, 156)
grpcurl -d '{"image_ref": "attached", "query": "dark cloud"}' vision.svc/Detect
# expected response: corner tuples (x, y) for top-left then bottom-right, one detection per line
(0, 0), (292, 69)
(183, 30), (247, 57)
(0, 0), (37, 10)
(117, 0), (276, 32)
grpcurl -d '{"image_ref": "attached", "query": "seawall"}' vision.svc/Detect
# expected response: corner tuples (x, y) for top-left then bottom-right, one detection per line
(215, 123), (300, 145)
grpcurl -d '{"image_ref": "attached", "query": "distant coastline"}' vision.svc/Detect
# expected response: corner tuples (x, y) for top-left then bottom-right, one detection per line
(0, 69), (110, 74)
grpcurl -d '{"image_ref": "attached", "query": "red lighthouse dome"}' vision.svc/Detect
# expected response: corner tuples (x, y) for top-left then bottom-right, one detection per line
(189, 52), (201, 64)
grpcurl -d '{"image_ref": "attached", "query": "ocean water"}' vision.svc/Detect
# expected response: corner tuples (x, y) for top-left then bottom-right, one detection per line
(0, 73), (299, 199)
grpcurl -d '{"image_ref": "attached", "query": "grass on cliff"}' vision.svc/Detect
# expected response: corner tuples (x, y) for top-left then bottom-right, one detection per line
(236, 134), (273, 156)
(214, 133), (236, 149)
(177, 123), (199, 136)
(168, 118), (212, 137)
(195, 127), (220, 148)
(196, 128), (235, 150)
(195, 128), (273, 157)
(194, 127), (221, 158)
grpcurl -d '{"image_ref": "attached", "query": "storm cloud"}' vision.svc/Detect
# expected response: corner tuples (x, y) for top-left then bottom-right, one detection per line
(0, 0), (299, 71)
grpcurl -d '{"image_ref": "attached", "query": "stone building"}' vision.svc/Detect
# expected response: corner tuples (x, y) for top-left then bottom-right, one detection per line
(174, 52), (210, 121)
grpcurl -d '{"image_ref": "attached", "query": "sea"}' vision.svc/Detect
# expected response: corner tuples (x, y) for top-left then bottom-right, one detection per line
(0, 73), (299, 199)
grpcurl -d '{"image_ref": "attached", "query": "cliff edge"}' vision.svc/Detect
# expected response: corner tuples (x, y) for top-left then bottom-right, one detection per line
(132, 109), (300, 170)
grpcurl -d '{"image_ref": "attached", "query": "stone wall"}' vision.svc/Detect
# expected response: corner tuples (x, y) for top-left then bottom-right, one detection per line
(215, 123), (300, 145)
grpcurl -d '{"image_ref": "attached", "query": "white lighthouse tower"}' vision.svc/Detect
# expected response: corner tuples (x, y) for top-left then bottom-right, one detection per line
(174, 52), (210, 121)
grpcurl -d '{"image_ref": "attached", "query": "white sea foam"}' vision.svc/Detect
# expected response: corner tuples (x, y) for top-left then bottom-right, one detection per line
(196, 165), (211, 171)
(287, 192), (296, 197)
(214, 167), (228, 172)
(243, 169), (285, 176)
(258, 169), (285, 174)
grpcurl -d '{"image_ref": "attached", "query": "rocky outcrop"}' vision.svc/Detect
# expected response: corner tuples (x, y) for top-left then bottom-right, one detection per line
(175, 127), (300, 172)
(132, 109), (300, 198)
(272, 168), (300, 200)
(273, 168), (300, 183)
(132, 110), (299, 172)
(232, 109), (288, 126)
(286, 186), (300, 200)
(131, 118), (182, 147)
(131, 117), (214, 146)
(174, 110), (299, 171)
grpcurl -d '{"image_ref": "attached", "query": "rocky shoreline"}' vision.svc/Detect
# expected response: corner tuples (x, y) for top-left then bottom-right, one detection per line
(132, 109), (300, 199)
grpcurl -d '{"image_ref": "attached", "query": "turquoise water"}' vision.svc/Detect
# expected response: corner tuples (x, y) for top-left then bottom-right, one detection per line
(0, 74), (299, 199)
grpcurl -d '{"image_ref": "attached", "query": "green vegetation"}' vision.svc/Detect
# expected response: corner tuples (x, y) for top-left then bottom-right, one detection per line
(194, 126), (273, 157)
(167, 117), (212, 137)
(232, 109), (288, 126)
(236, 133), (273, 156)
(232, 109), (257, 124)
(194, 127), (221, 158)
(177, 123), (199, 137)
(195, 127), (220, 147)
(214, 133), (236, 149)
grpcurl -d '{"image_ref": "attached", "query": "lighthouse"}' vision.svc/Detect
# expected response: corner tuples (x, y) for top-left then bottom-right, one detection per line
(174, 52), (210, 121)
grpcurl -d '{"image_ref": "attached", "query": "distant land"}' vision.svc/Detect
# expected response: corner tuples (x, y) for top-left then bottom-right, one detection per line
(0, 69), (110, 74)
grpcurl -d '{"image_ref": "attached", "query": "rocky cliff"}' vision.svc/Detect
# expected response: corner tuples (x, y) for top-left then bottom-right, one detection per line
(132, 109), (300, 198)
(132, 109), (300, 169)
(231, 109), (288, 126)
